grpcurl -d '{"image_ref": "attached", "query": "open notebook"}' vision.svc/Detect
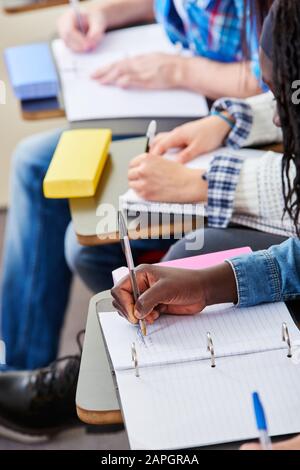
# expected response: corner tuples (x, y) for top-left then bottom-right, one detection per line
(51, 24), (208, 122)
(119, 147), (269, 216)
(99, 303), (300, 449)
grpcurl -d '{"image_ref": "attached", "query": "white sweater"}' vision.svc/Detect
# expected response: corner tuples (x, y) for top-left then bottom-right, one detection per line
(231, 93), (295, 236)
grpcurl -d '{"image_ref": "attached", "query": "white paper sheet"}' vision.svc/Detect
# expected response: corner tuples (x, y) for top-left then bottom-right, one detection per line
(52, 24), (208, 121)
(116, 349), (300, 449)
(99, 297), (300, 449)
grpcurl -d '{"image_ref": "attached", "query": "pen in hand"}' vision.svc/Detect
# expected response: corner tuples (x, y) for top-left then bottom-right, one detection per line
(69, 0), (85, 34)
(118, 212), (147, 336)
(252, 391), (272, 450)
(145, 120), (157, 152)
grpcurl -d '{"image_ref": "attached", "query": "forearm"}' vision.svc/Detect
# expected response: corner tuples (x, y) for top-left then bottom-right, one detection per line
(179, 57), (262, 100)
(203, 263), (238, 306)
(96, 0), (154, 30)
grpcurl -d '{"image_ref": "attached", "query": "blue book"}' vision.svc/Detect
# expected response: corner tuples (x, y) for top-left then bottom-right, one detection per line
(4, 42), (59, 100)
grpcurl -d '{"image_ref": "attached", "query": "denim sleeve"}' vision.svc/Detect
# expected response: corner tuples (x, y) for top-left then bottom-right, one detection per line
(227, 238), (300, 307)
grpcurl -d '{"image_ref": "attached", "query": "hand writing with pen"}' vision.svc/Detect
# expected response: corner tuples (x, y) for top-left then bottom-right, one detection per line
(111, 263), (237, 325)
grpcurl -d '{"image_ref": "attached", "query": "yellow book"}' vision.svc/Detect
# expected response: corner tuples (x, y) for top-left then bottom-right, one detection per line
(43, 129), (112, 198)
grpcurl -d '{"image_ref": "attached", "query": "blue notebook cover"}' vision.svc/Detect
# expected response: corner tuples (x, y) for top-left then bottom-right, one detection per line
(4, 42), (59, 100)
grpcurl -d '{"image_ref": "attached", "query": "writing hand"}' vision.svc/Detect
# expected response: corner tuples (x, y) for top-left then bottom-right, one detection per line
(111, 265), (208, 325)
(151, 115), (233, 163)
(111, 263), (237, 325)
(128, 153), (207, 203)
(58, 7), (107, 52)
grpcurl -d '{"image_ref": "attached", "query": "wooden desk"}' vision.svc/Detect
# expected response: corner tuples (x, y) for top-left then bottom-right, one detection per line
(71, 142), (283, 247)
(259, 142), (284, 153)
(70, 135), (203, 246)
(20, 97), (65, 120)
(76, 291), (124, 427)
(3, 0), (83, 14)
(76, 290), (256, 449)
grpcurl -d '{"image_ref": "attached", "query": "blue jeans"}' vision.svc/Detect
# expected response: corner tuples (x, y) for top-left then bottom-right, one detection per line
(64, 224), (174, 293)
(0, 128), (174, 370)
(0, 129), (71, 370)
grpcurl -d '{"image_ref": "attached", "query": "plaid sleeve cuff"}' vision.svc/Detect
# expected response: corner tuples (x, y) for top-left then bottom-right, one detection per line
(211, 98), (253, 148)
(205, 153), (244, 228)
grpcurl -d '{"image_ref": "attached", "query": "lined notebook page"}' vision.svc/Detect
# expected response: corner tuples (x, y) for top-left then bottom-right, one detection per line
(119, 147), (268, 215)
(52, 24), (208, 121)
(119, 190), (204, 215)
(116, 348), (300, 449)
(99, 301), (300, 370)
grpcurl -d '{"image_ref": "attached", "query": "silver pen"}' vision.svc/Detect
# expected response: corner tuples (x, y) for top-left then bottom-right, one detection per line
(145, 120), (157, 152)
(118, 211), (147, 336)
(69, 0), (85, 34)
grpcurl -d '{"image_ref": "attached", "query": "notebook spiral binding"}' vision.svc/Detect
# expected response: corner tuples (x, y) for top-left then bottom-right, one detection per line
(282, 322), (292, 358)
(130, 323), (294, 377)
(131, 342), (139, 377)
(207, 332), (216, 368)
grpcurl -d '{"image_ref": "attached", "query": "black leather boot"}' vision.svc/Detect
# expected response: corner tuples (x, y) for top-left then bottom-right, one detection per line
(0, 331), (84, 444)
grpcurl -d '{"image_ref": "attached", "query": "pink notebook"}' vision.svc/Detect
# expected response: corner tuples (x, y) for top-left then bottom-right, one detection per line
(112, 246), (252, 285)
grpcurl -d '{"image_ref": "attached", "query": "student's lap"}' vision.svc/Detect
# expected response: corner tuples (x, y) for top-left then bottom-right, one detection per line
(63, 222), (288, 294)
(11, 127), (140, 184)
(64, 222), (175, 292)
(163, 225), (288, 261)
(12, 128), (65, 174)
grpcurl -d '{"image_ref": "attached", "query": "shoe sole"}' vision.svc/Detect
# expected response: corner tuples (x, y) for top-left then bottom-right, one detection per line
(0, 423), (49, 444)
(0, 414), (81, 445)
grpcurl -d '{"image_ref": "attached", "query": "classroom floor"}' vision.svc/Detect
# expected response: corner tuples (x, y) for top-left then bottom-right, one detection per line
(0, 210), (128, 450)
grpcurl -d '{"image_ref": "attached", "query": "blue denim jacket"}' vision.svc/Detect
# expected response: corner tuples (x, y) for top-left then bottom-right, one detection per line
(227, 238), (300, 307)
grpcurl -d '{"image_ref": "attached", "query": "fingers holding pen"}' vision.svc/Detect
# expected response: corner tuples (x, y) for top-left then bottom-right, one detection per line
(111, 296), (160, 325)
(111, 265), (162, 324)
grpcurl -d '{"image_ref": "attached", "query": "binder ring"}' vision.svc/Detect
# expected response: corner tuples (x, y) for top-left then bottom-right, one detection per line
(207, 332), (216, 368)
(131, 342), (140, 377)
(282, 322), (292, 358)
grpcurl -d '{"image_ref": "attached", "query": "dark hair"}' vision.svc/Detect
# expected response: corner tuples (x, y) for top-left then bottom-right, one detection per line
(240, 1), (274, 63)
(272, 0), (300, 234)
(253, 0), (275, 29)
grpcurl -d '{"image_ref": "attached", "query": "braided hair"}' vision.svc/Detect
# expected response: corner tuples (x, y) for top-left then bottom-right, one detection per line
(273, 0), (300, 234)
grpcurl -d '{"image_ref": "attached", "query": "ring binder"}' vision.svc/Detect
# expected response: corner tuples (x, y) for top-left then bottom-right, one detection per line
(282, 322), (292, 358)
(131, 342), (140, 377)
(207, 332), (216, 368)
(99, 298), (300, 450)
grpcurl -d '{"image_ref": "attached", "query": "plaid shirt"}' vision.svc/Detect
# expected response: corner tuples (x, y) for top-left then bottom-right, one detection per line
(206, 98), (296, 237)
(154, 0), (262, 83)
(205, 97), (253, 228)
